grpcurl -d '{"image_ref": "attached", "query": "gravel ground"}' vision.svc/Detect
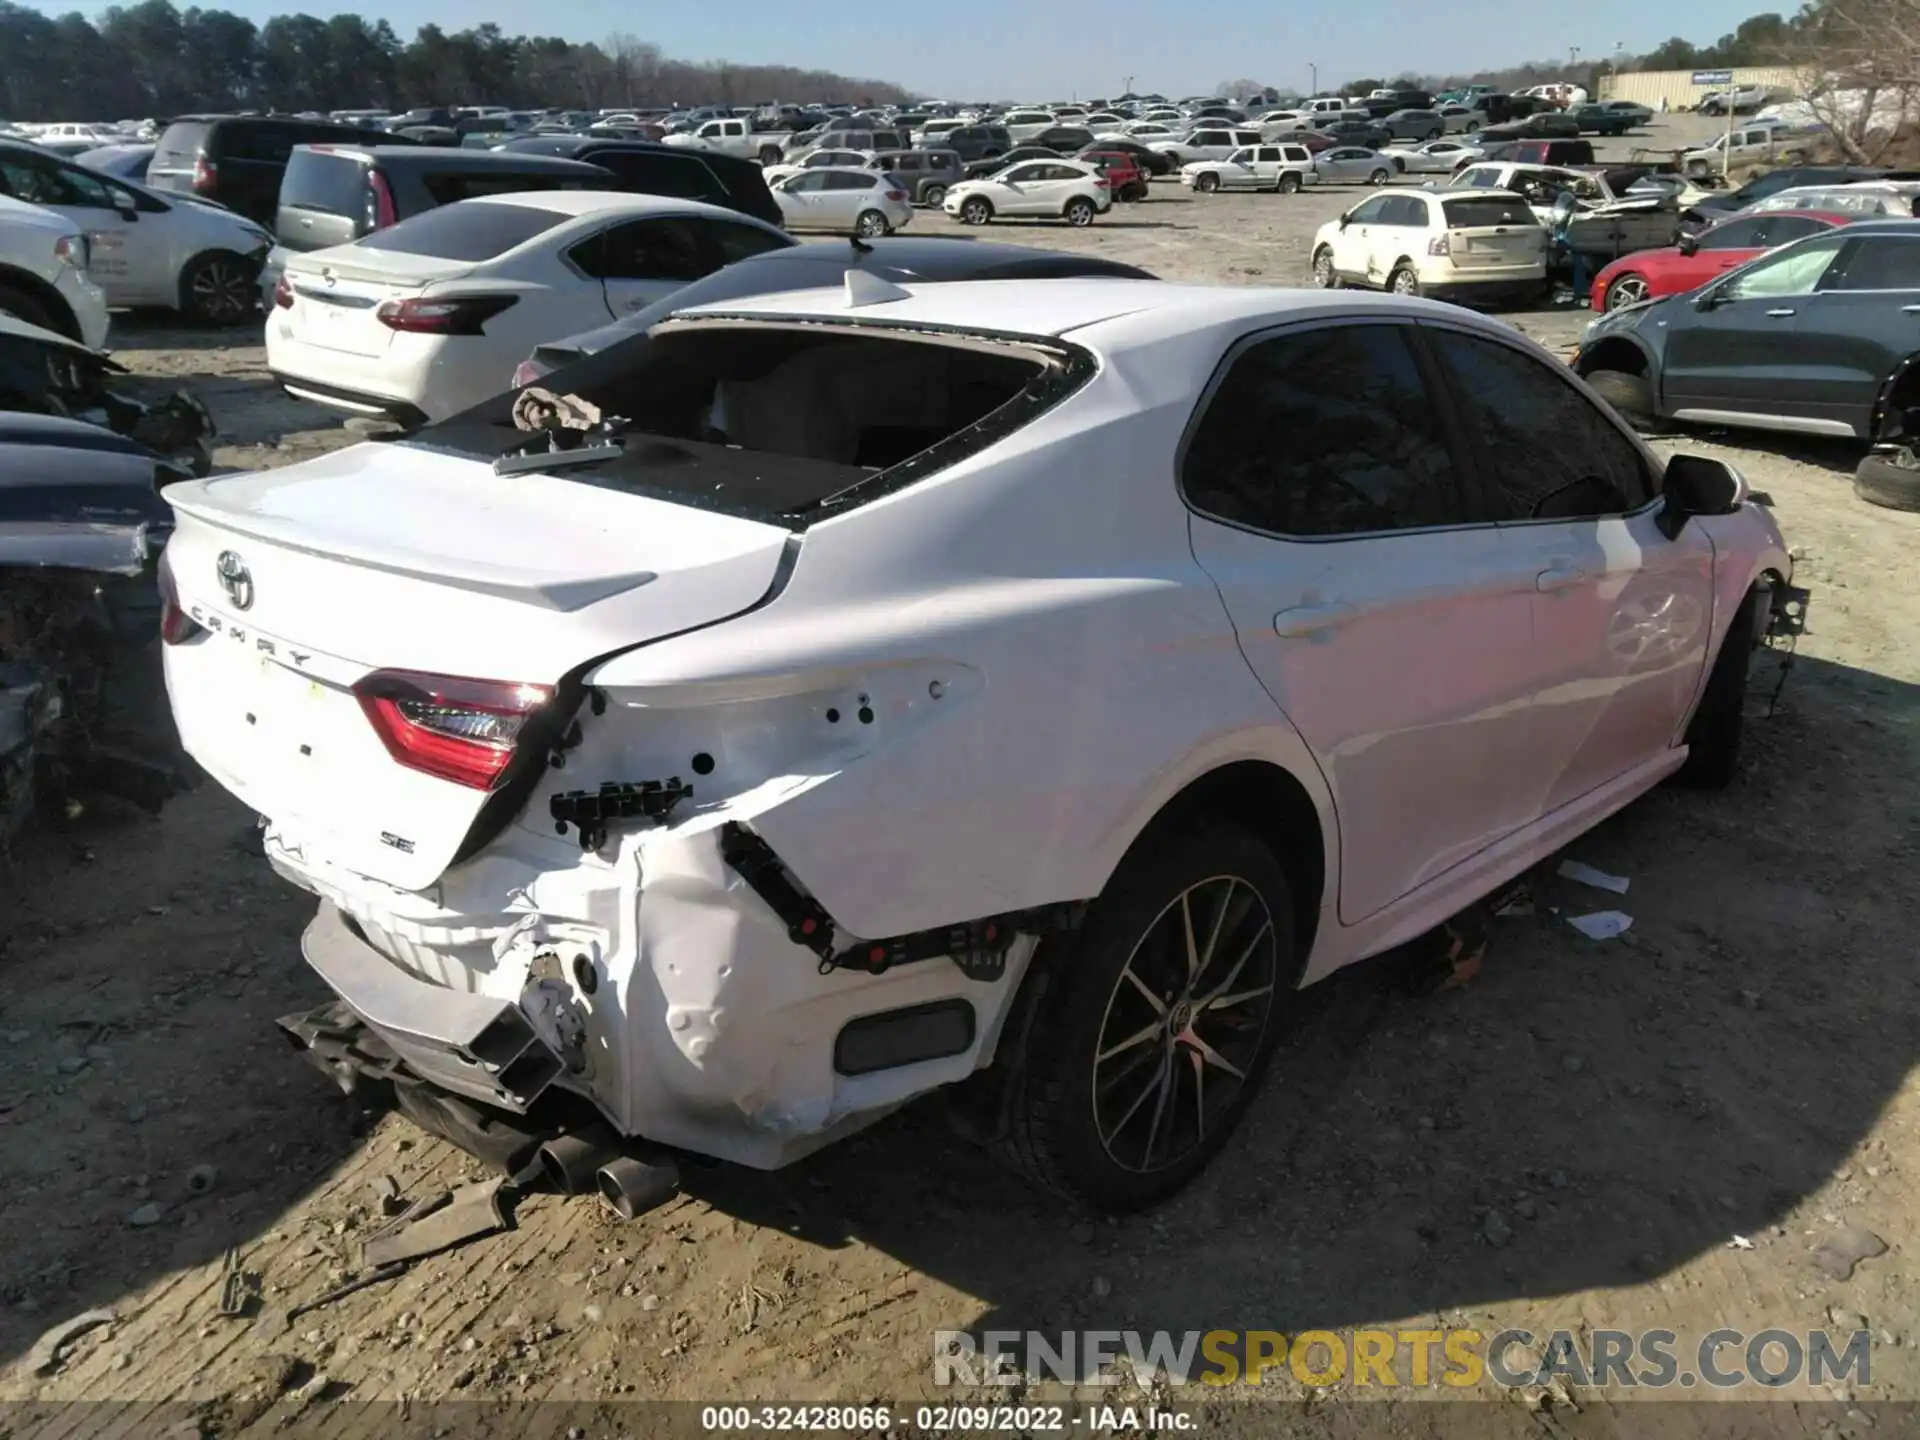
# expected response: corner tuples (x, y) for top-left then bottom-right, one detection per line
(3, 113), (1918, 1435)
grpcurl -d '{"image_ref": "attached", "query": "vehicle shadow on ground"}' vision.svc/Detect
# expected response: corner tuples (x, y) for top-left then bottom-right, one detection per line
(683, 647), (1919, 1341)
(109, 313), (261, 353)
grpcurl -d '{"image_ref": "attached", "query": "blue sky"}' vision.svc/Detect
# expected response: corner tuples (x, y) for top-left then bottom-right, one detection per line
(29, 0), (1773, 98)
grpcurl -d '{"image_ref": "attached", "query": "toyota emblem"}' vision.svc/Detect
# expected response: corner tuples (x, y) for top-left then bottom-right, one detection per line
(216, 550), (254, 610)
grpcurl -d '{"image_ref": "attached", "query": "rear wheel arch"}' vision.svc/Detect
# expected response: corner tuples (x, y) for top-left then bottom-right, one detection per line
(0, 265), (81, 341)
(1870, 352), (1920, 442)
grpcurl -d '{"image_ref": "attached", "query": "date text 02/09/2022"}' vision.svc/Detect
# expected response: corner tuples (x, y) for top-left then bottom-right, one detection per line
(699, 1403), (1194, 1432)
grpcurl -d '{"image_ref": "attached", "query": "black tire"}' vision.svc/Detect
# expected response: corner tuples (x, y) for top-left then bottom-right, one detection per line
(181, 251), (257, 326)
(1388, 264), (1421, 297)
(758, 145), (784, 166)
(1854, 449), (1920, 511)
(1311, 245), (1341, 289)
(960, 196), (993, 225)
(1584, 368), (1658, 430)
(1063, 196), (1097, 227)
(1368, 168), (1391, 186)
(854, 209), (890, 238)
(1602, 271), (1652, 313)
(1276, 172), (1301, 194)
(1674, 587), (1760, 789)
(1194, 171), (1220, 193)
(0, 282), (71, 339)
(993, 823), (1295, 1211)
(922, 183), (947, 208)
(1464, 118), (1481, 133)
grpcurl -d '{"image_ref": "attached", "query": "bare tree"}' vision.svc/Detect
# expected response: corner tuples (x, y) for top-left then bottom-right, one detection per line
(1786, 0), (1920, 162)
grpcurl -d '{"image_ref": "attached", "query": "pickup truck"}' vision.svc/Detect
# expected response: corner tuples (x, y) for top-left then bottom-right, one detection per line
(662, 116), (799, 166)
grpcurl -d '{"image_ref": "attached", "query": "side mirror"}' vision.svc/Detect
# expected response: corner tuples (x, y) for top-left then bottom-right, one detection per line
(1693, 285), (1726, 312)
(1338, 212), (1351, 229)
(1656, 453), (1744, 538)
(1676, 233), (1699, 255)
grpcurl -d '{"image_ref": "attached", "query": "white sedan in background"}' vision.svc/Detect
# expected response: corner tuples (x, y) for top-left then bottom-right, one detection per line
(266, 190), (794, 425)
(770, 167), (915, 237)
(0, 139), (270, 323)
(1385, 139), (1485, 175)
(761, 148), (876, 187)
(944, 159), (1112, 227)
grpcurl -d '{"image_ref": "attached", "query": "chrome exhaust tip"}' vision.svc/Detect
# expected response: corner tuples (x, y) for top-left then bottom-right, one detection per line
(596, 1154), (681, 1221)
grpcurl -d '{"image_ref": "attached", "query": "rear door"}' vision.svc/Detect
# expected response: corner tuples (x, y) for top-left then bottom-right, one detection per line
(221, 123), (305, 225)
(1183, 318), (1541, 921)
(1786, 231), (1920, 432)
(1661, 232), (1849, 424)
(147, 120), (211, 197)
(569, 216), (715, 318)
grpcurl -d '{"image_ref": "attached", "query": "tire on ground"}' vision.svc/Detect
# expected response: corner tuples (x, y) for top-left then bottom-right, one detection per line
(1853, 450), (1920, 512)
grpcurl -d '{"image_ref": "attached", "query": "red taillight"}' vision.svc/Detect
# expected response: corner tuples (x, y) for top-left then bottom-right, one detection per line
(191, 156), (216, 193)
(375, 294), (518, 336)
(886, 189), (906, 201)
(157, 550), (201, 646)
(273, 274), (293, 309)
(367, 169), (397, 230)
(353, 670), (553, 791)
(1093, 177), (1111, 187)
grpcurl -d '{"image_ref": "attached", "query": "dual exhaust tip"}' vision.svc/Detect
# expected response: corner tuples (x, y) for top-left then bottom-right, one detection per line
(536, 1126), (680, 1221)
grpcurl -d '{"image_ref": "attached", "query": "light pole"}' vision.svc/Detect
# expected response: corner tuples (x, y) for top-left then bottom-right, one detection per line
(1309, 61), (1317, 96)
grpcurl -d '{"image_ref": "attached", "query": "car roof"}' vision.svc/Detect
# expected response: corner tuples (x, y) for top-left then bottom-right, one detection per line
(1817, 217), (1920, 237)
(471, 190), (748, 220)
(303, 145), (607, 174)
(674, 277), (1513, 349)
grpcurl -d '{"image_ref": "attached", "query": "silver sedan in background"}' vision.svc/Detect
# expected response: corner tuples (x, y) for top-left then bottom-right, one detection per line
(1313, 146), (1397, 185)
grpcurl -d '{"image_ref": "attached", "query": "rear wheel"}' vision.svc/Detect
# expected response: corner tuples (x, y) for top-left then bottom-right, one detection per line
(1311, 245), (1340, 288)
(1388, 264), (1421, 296)
(1602, 272), (1651, 312)
(1064, 196), (1097, 226)
(993, 824), (1294, 1211)
(922, 182), (947, 207)
(1194, 171), (1220, 193)
(854, 209), (890, 238)
(181, 251), (257, 325)
(1276, 172), (1301, 194)
(1368, 167), (1390, 186)
(0, 283), (67, 339)
(960, 196), (993, 225)
(758, 145), (784, 165)
(1585, 368), (1658, 430)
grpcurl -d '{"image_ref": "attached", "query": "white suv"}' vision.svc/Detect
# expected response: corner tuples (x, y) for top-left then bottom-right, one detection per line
(1311, 187), (1547, 302)
(0, 194), (111, 349)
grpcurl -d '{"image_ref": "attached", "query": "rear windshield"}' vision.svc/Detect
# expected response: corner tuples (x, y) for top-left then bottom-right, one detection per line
(1444, 196), (1537, 228)
(153, 121), (212, 167)
(281, 149), (366, 216)
(411, 323), (1080, 529)
(421, 170), (607, 205)
(355, 200), (570, 260)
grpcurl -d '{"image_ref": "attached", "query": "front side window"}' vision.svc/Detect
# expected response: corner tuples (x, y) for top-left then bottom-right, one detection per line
(706, 220), (792, 264)
(1181, 324), (1465, 538)
(1428, 329), (1653, 521)
(1346, 195), (1391, 223)
(0, 153), (114, 208)
(1003, 164), (1047, 183)
(1721, 236), (1846, 300)
(1698, 216), (1768, 250)
(782, 171), (829, 192)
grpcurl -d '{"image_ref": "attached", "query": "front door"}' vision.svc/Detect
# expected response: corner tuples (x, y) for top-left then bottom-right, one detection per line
(1182, 318), (1543, 923)
(1330, 193), (1390, 277)
(1661, 233), (1850, 423)
(1422, 322), (1715, 813)
(0, 149), (164, 304)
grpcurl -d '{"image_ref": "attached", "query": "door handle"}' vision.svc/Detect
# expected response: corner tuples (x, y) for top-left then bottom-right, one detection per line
(1765, 308), (1795, 317)
(1274, 602), (1354, 637)
(1903, 305), (1920, 314)
(1536, 565), (1592, 593)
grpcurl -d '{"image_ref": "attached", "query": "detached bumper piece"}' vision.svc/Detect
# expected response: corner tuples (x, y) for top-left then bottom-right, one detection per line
(297, 904), (565, 1113)
(551, 777), (692, 851)
(720, 820), (1087, 983)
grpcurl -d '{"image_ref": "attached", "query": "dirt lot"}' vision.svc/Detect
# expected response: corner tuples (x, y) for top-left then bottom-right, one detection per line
(3, 113), (1918, 1435)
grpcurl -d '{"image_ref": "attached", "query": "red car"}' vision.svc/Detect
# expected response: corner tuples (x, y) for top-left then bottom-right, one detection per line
(1588, 209), (1850, 313)
(1079, 149), (1149, 201)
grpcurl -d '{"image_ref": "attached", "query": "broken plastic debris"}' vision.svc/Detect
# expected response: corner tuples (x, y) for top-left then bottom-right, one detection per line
(1557, 860), (1630, 894)
(1568, 911), (1633, 940)
(511, 387), (603, 433)
(1728, 1234), (1755, 1250)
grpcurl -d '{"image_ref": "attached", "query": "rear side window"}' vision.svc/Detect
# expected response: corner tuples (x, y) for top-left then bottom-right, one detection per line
(358, 200), (569, 261)
(708, 221), (791, 263)
(1830, 236), (1920, 291)
(1181, 324), (1465, 538)
(280, 150), (368, 216)
(1442, 196), (1534, 228)
(1428, 329), (1654, 520)
(221, 124), (301, 164)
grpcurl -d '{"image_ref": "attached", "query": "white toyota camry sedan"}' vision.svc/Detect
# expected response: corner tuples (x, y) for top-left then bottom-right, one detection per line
(264, 190), (793, 425)
(161, 279), (1800, 1212)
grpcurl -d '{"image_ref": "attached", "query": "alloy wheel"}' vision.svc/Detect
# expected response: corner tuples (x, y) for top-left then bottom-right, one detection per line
(1605, 273), (1650, 311)
(1090, 875), (1278, 1175)
(190, 257), (253, 325)
(1312, 248), (1336, 287)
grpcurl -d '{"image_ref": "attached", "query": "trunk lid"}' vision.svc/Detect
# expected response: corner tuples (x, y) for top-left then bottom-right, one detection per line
(282, 248), (476, 358)
(160, 441), (792, 891)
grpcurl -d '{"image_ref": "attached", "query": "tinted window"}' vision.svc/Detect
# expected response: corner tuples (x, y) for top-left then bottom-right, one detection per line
(222, 123), (301, 165)
(1828, 235), (1920, 291)
(1182, 325), (1464, 537)
(280, 150), (368, 216)
(153, 121), (212, 167)
(1382, 195), (1428, 224)
(360, 200), (569, 260)
(572, 219), (712, 281)
(423, 170), (601, 205)
(1722, 236), (1845, 299)
(1699, 216), (1768, 250)
(1430, 329), (1653, 520)
(825, 171), (876, 190)
(707, 221), (791, 264)
(1442, 196), (1532, 227)
(596, 152), (727, 206)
